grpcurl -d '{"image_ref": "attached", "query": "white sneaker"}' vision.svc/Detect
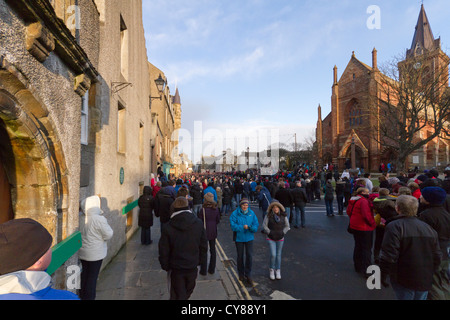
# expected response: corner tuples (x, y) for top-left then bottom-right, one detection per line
(275, 269), (281, 280)
(269, 268), (275, 280)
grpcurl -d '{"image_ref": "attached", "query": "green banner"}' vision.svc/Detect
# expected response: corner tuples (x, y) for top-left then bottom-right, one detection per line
(46, 231), (82, 275)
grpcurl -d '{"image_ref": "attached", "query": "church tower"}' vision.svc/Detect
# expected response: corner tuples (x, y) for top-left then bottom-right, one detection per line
(400, 4), (449, 89)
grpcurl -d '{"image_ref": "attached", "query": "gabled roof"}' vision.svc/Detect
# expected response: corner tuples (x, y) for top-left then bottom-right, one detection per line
(407, 4), (440, 58)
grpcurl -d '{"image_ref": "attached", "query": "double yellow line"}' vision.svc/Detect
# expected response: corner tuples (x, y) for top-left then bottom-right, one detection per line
(216, 240), (253, 300)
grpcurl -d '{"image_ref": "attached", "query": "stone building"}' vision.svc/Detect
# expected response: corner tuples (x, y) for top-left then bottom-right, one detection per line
(0, 0), (173, 289)
(316, 5), (449, 172)
(79, 0), (153, 266)
(148, 62), (182, 179)
(0, 0), (99, 285)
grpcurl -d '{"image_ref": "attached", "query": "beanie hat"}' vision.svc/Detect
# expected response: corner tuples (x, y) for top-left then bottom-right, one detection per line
(421, 187), (447, 205)
(0, 218), (53, 275)
(204, 192), (215, 203)
(416, 175), (428, 183)
(239, 198), (249, 206)
(172, 196), (189, 211)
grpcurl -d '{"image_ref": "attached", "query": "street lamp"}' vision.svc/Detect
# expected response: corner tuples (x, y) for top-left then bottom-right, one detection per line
(150, 74), (166, 101)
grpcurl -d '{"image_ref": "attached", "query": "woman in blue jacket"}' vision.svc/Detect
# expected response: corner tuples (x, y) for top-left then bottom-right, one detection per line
(230, 198), (259, 287)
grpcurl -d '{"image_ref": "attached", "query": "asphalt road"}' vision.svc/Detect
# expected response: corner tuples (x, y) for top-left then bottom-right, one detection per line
(216, 199), (396, 300)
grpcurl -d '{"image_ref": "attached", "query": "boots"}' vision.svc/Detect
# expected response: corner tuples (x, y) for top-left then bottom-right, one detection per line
(269, 268), (275, 280)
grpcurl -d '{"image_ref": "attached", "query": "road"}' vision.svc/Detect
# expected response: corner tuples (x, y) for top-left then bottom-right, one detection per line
(216, 199), (396, 300)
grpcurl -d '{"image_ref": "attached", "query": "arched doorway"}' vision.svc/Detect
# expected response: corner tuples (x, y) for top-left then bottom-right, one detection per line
(0, 79), (69, 242)
(345, 146), (364, 169)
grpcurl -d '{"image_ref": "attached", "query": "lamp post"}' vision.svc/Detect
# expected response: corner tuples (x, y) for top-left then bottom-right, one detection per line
(150, 74), (166, 101)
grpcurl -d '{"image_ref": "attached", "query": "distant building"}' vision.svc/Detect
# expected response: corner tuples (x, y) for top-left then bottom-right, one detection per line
(316, 5), (449, 172)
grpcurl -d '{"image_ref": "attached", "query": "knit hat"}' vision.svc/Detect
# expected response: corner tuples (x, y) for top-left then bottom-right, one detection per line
(416, 175), (428, 183)
(173, 196), (189, 211)
(421, 187), (447, 205)
(0, 218), (53, 275)
(204, 192), (215, 203)
(239, 198), (249, 206)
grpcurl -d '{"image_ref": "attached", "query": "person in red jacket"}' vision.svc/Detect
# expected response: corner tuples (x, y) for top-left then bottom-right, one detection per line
(347, 187), (376, 277)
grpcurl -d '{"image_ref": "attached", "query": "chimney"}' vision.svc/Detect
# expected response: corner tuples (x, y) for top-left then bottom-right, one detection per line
(372, 47), (378, 70)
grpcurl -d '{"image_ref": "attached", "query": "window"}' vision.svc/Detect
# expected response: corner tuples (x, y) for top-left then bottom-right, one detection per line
(81, 90), (89, 145)
(139, 122), (144, 160)
(118, 102), (126, 153)
(120, 14), (128, 79)
(349, 101), (363, 127)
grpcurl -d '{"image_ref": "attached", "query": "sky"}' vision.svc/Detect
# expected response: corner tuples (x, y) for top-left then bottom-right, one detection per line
(142, 0), (450, 164)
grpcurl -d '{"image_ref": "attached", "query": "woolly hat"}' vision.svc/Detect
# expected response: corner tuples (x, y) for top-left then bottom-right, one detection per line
(204, 192), (215, 203)
(416, 175), (428, 183)
(173, 196), (189, 211)
(239, 198), (249, 206)
(0, 218), (53, 275)
(421, 187), (447, 205)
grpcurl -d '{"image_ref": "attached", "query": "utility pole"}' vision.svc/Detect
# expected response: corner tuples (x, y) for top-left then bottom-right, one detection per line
(294, 133), (297, 152)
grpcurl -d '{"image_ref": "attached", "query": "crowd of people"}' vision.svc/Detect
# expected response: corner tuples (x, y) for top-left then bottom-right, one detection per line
(0, 163), (448, 301)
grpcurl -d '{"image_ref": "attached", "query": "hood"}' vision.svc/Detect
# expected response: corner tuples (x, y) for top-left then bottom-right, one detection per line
(267, 201), (286, 213)
(143, 186), (152, 195)
(169, 210), (199, 231)
(0, 271), (51, 295)
(81, 195), (103, 216)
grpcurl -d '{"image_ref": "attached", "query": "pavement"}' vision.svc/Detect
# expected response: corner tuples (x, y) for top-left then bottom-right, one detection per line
(96, 217), (247, 300)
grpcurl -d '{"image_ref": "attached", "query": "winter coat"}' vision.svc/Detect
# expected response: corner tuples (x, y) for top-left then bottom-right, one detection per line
(230, 207), (259, 243)
(335, 181), (345, 196)
(0, 271), (79, 300)
(79, 195), (114, 261)
(347, 195), (376, 232)
(216, 189), (223, 209)
(159, 210), (207, 271)
(324, 182), (334, 201)
(380, 215), (441, 291)
(257, 186), (272, 211)
(274, 188), (293, 208)
(138, 186), (154, 228)
(234, 181), (243, 194)
(263, 202), (290, 241)
(152, 185), (161, 198)
(222, 186), (233, 205)
(291, 186), (307, 207)
(154, 186), (175, 224)
(198, 204), (220, 240)
(190, 184), (203, 205)
(419, 205), (450, 260)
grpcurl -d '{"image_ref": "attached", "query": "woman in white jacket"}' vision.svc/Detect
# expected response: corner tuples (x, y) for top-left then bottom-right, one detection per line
(79, 195), (113, 300)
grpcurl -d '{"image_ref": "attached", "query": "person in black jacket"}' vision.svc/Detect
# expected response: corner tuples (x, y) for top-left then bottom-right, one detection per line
(380, 195), (441, 300)
(291, 181), (308, 228)
(158, 197), (207, 300)
(274, 181), (293, 222)
(335, 179), (345, 215)
(138, 186), (154, 245)
(418, 187), (450, 300)
(190, 183), (203, 215)
(154, 185), (175, 233)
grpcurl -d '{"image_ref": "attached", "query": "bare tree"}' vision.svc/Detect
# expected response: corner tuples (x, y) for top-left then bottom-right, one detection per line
(368, 52), (450, 171)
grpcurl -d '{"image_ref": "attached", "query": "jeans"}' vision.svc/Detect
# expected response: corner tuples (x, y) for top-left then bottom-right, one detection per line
(267, 239), (284, 270)
(235, 241), (253, 279)
(293, 206), (305, 227)
(222, 203), (231, 215)
(192, 204), (202, 215)
(391, 281), (428, 300)
(325, 199), (334, 216)
(285, 207), (291, 222)
(235, 193), (242, 204)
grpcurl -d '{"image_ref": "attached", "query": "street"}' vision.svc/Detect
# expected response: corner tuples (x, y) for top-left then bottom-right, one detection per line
(216, 199), (396, 300)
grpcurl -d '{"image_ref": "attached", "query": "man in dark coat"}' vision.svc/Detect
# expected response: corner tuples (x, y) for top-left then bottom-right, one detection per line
(275, 181), (293, 222)
(138, 186), (154, 245)
(154, 185), (175, 232)
(291, 181), (308, 228)
(418, 187), (450, 300)
(159, 197), (207, 300)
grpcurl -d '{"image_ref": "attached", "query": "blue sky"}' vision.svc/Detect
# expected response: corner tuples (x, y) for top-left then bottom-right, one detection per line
(142, 0), (450, 163)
